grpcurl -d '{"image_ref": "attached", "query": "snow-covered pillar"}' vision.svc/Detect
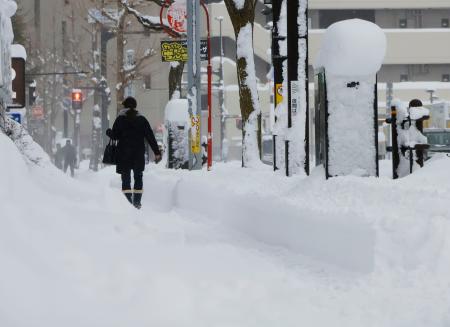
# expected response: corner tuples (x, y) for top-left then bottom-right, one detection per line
(271, 0), (286, 171)
(285, 0), (308, 176)
(187, 0), (202, 170)
(314, 19), (386, 178)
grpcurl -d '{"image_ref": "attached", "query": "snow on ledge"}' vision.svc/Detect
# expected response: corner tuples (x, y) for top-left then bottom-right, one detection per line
(314, 19), (386, 76)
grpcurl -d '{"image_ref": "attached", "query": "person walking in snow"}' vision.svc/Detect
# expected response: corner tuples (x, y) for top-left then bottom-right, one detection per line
(106, 96), (162, 209)
(63, 140), (77, 177)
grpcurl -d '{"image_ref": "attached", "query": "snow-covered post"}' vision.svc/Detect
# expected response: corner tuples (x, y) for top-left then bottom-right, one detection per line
(314, 19), (386, 178)
(165, 99), (190, 169)
(285, 0), (308, 176)
(187, 0), (203, 170)
(90, 104), (102, 171)
(394, 99), (430, 177)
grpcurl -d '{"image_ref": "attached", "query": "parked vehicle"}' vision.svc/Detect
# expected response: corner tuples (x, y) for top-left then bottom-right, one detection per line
(423, 128), (450, 157)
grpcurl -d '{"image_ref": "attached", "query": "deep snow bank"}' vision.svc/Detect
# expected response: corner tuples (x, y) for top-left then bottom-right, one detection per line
(144, 159), (450, 277)
(144, 165), (375, 272)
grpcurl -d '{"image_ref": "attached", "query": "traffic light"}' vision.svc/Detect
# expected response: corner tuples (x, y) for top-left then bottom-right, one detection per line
(28, 81), (37, 106)
(72, 89), (83, 110)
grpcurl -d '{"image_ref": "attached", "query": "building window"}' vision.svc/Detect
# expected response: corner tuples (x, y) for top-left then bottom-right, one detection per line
(399, 19), (407, 28)
(400, 74), (409, 82)
(319, 10), (375, 29)
(442, 74), (450, 82)
(144, 75), (152, 90)
(442, 18), (449, 28)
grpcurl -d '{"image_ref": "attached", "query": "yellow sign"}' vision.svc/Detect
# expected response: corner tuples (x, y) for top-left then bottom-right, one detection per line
(160, 40), (208, 62)
(161, 40), (188, 62)
(190, 115), (201, 154)
(275, 83), (283, 106)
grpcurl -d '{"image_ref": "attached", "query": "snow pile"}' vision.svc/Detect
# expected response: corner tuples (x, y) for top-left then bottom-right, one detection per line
(315, 19), (386, 76)
(165, 98), (189, 123)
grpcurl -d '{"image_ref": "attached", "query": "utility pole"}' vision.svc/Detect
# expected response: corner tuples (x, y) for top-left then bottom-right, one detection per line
(62, 20), (69, 138)
(271, 0), (286, 171)
(90, 23), (101, 171)
(215, 16), (225, 161)
(187, 0), (202, 170)
(100, 28), (113, 149)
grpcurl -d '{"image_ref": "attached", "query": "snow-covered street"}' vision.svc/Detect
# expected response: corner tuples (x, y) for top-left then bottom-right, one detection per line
(1, 132), (450, 326)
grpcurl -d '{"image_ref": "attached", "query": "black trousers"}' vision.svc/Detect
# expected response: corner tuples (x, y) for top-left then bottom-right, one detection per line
(64, 161), (75, 177)
(121, 169), (143, 192)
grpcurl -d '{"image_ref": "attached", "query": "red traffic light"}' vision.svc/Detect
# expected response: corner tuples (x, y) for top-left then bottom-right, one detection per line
(72, 89), (83, 110)
(72, 91), (82, 102)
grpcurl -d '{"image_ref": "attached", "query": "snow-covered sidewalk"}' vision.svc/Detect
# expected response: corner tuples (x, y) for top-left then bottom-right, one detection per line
(1, 131), (450, 326)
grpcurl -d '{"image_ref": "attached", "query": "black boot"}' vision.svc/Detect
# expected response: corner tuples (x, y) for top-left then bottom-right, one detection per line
(123, 192), (133, 204)
(133, 192), (142, 209)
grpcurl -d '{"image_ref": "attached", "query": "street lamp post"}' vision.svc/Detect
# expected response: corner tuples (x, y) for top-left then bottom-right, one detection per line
(215, 16), (225, 161)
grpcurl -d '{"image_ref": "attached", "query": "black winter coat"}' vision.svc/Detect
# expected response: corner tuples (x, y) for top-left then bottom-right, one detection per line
(108, 108), (161, 174)
(63, 144), (77, 164)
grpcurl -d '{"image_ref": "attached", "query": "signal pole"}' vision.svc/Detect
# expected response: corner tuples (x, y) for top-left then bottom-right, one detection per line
(187, 0), (203, 170)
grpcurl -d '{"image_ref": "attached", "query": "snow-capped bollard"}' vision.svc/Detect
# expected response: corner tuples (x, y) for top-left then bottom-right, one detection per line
(313, 19), (386, 178)
(392, 99), (430, 178)
(164, 99), (190, 169)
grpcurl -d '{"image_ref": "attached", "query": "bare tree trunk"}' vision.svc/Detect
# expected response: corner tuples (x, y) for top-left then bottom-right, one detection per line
(224, 0), (261, 167)
(168, 61), (184, 99)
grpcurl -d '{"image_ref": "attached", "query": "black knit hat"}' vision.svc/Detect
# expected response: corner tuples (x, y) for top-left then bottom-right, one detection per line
(122, 96), (137, 109)
(409, 99), (423, 108)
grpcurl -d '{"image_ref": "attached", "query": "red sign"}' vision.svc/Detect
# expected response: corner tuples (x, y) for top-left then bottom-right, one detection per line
(166, 1), (187, 34)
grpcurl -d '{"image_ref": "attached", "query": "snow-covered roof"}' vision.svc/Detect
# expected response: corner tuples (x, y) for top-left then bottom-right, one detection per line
(314, 19), (386, 76)
(11, 44), (26, 60)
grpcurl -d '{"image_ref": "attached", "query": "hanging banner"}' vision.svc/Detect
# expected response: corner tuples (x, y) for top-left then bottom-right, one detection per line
(160, 40), (208, 62)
